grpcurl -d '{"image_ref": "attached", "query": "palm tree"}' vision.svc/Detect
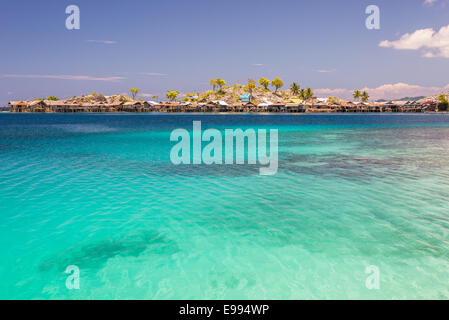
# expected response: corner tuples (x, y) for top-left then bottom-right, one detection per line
(299, 89), (306, 102)
(305, 88), (314, 100)
(299, 88), (314, 108)
(361, 91), (369, 103)
(353, 90), (361, 102)
(290, 82), (300, 96)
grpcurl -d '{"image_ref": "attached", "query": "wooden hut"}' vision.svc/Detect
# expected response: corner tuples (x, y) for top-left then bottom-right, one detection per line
(122, 101), (143, 112)
(242, 101), (257, 112)
(201, 102), (216, 112)
(145, 101), (160, 112)
(159, 102), (181, 112)
(141, 101), (151, 112)
(184, 102), (200, 112)
(8, 101), (28, 112)
(284, 98), (305, 113)
(28, 100), (49, 112)
(102, 102), (122, 112)
(42, 100), (77, 112)
(257, 101), (272, 113)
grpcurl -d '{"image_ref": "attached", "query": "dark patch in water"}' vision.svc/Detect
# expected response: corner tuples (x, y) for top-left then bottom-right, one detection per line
(280, 152), (411, 181)
(39, 230), (179, 272)
(52, 153), (97, 159)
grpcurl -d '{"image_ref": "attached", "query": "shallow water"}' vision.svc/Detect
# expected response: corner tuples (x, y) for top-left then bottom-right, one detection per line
(0, 113), (448, 299)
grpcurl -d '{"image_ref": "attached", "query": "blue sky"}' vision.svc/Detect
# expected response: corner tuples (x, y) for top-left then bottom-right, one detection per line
(1, 0), (449, 104)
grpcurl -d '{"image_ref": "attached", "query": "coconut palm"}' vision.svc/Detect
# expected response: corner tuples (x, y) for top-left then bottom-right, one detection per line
(304, 88), (314, 101)
(299, 88), (314, 108)
(290, 82), (300, 96)
(299, 89), (305, 98)
(361, 91), (369, 103)
(353, 90), (361, 101)
(328, 96), (340, 104)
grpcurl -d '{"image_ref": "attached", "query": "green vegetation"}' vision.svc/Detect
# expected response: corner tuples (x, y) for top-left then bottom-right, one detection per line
(361, 91), (369, 103)
(120, 94), (129, 103)
(328, 96), (341, 104)
(244, 79), (256, 95)
(353, 90), (361, 101)
(209, 79), (217, 92)
(271, 78), (283, 92)
(165, 90), (180, 102)
(198, 90), (214, 102)
(184, 93), (195, 102)
(129, 88), (140, 100)
(215, 78), (226, 92)
(290, 82), (300, 96)
(258, 78), (270, 90)
(299, 88), (314, 103)
(437, 94), (448, 111)
(46, 96), (58, 101)
(209, 78), (227, 93)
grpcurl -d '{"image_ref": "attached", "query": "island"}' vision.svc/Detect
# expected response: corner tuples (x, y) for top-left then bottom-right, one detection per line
(6, 78), (448, 113)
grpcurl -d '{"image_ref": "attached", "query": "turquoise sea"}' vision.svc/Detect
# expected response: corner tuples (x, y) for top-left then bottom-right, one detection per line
(0, 113), (448, 299)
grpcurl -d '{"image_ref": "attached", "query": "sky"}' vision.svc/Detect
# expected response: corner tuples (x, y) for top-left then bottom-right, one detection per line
(1, 0), (449, 104)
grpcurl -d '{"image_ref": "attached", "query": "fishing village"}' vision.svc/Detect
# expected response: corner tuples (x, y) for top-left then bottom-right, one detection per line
(5, 78), (449, 113)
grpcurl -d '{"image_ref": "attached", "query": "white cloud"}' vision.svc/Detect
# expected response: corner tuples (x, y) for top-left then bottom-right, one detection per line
(86, 40), (117, 44)
(252, 64), (264, 67)
(316, 69), (336, 73)
(142, 72), (167, 76)
(0, 74), (125, 82)
(379, 24), (449, 58)
(424, 0), (438, 6)
(315, 82), (448, 100)
(140, 93), (158, 98)
(314, 88), (348, 96)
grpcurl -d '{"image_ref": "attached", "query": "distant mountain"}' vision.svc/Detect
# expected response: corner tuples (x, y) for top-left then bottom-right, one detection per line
(375, 96), (426, 102)
(396, 96), (426, 101)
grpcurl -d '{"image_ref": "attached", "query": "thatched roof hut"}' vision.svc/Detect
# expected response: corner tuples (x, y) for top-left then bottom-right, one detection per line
(8, 101), (28, 107)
